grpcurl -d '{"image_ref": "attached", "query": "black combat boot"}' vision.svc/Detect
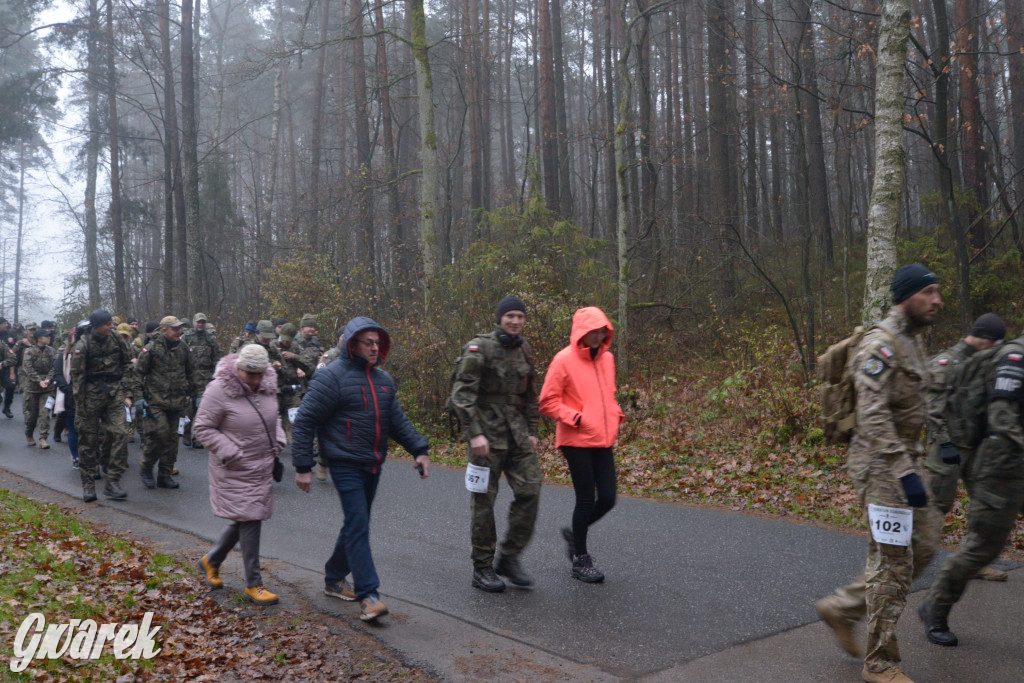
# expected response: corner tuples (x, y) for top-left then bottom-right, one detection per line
(104, 479), (127, 500)
(157, 474), (180, 489)
(82, 484), (97, 503)
(918, 600), (959, 646)
(140, 467), (156, 489)
(471, 566), (506, 592)
(494, 554), (534, 587)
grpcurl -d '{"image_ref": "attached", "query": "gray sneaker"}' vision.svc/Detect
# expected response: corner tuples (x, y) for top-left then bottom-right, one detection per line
(571, 554), (604, 583)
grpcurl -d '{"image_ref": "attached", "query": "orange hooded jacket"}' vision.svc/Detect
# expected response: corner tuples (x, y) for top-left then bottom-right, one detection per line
(539, 307), (624, 448)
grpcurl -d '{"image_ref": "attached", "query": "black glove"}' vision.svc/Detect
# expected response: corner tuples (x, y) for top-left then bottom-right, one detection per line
(900, 473), (928, 508)
(940, 442), (961, 466)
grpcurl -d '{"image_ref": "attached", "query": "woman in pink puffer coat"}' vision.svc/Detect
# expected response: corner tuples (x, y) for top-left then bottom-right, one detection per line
(193, 345), (286, 605)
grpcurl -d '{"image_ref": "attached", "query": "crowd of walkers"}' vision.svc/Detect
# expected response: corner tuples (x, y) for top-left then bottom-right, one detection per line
(3, 268), (1020, 680)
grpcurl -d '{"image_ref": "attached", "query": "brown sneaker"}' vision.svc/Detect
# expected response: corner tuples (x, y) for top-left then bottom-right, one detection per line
(198, 555), (223, 589)
(324, 580), (356, 601)
(359, 595), (389, 621)
(862, 666), (914, 682)
(816, 596), (861, 657)
(244, 585), (279, 605)
(973, 565), (1008, 582)
(38, 438), (50, 450)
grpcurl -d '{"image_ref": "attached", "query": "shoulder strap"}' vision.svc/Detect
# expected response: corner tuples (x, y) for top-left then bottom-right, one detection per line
(241, 390), (277, 454)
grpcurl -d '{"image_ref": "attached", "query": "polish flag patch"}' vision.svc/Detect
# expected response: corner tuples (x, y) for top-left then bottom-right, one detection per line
(878, 347), (894, 359)
(468, 344), (480, 352)
(1009, 353), (1023, 362)
(938, 359), (948, 365)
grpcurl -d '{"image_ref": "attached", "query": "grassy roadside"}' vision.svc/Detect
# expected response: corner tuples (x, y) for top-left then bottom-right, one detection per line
(0, 487), (434, 682)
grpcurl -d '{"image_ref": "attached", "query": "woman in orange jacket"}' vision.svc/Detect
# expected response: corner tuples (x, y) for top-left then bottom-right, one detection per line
(539, 306), (624, 582)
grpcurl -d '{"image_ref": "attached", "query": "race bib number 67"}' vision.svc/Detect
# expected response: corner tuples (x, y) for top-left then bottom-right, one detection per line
(867, 504), (913, 546)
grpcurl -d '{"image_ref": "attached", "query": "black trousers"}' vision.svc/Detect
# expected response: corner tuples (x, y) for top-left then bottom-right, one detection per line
(561, 446), (617, 556)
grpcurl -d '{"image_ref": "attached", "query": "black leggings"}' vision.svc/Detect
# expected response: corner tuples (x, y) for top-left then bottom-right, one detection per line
(561, 446), (617, 556)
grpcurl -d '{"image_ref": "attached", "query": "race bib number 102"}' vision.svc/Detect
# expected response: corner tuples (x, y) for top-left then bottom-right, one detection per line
(867, 504), (913, 546)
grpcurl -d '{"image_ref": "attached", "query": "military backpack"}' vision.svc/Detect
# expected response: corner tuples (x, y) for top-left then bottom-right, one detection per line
(944, 339), (1024, 452)
(817, 323), (896, 444)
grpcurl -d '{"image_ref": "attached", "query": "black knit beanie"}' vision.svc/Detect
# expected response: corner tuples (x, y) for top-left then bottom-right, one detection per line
(495, 295), (526, 323)
(89, 309), (113, 328)
(970, 313), (1006, 341)
(890, 264), (937, 304)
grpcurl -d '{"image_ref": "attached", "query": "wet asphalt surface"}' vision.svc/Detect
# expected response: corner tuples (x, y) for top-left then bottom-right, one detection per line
(2, 394), (1022, 681)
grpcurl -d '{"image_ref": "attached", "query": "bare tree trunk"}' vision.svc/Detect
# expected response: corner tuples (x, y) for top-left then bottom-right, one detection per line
(106, 0), (127, 315)
(158, 0), (177, 311)
(603, 0), (617, 238)
(863, 0), (910, 320)
(708, 0), (736, 305)
(350, 0), (374, 270)
(182, 0), (201, 309)
(309, 0), (330, 250)
(551, 0), (572, 216)
(374, 0), (402, 280)
(15, 143), (25, 323)
(409, 0), (439, 305)
(264, 0), (284, 263)
(84, 0), (102, 309)
(743, 0), (758, 243)
(1008, 0), (1024, 240)
(955, 0), (986, 249)
(465, 0), (483, 224)
(537, 0), (559, 211)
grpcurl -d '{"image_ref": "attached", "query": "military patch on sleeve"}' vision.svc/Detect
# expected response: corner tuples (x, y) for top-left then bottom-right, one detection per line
(141, 348), (148, 353)
(467, 344), (480, 353)
(938, 358), (949, 366)
(878, 346), (894, 359)
(863, 358), (886, 376)
(992, 353), (1024, 400)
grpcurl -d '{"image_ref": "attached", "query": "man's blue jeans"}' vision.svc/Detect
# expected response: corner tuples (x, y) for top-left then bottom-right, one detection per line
(325, 464), (381, 599)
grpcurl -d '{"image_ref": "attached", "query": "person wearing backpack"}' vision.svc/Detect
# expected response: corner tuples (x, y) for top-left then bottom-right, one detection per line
(816, 264), (944, 683)
(916, 325), (1024, 648)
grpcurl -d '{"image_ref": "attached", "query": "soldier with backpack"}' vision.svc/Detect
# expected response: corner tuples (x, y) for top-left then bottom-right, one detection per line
(816, 264), (944, 683)
(916, 322), (1024, 648)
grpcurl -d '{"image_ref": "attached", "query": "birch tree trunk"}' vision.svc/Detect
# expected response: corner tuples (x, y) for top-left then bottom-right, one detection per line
(409, 0), (439, 306)
(862, 0), (910, 321)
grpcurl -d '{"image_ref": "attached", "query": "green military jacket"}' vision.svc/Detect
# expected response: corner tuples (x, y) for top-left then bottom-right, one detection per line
(1, 342), (15, 369)
(272, 340), (311, 394)
(925, 339), (976, 447)
(136, 334), (196, 410)
(449, 330), (539, 451)
(183, 329), (222, 389)
(22, 344), (56, 394)
(70, 332), (136, 403)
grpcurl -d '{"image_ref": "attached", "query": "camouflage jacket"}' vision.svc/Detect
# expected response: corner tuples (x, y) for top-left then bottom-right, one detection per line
(925, 339), (976, 447)
(272, 340), (311, 394)
(22, 344), (56, 393)
(136, 334), (196, 410)
(183, 329), (222, 387)
(229, 335), (254, 354)
(449, 330), (539, 451)
(848, 307), (929, 486)
(70, 332), (136, 402)
(1, 342), (16, 369)
(317, 346), (341, 369)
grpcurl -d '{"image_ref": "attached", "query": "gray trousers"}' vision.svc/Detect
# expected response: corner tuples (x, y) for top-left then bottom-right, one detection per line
(207, 520), (263, 587)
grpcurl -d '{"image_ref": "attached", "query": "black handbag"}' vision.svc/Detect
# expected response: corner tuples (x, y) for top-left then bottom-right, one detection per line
(242, 392), (284, 482)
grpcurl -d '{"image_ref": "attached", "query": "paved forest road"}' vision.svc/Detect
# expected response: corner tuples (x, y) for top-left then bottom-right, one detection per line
(2, 396), (1022, 682)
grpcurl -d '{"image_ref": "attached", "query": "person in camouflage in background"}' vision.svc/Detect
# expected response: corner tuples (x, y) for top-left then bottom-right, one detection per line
(922, 313), (1009, 583)
(183, 312), (222, 449)
(230, 321), (258, 353)
(71, 309), (136, 502)
(296, 314), (323, 368)
(917, 321), (1024, 648)
(136, 316), (196, 490)
(816, 265), (944, 683)
(22, 329), (56, 449)
(274, 323), (310, 444)
(449, 295), (542, 593)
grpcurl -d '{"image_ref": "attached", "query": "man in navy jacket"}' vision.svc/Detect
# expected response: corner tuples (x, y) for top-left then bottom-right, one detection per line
(292, 316), (429, 622)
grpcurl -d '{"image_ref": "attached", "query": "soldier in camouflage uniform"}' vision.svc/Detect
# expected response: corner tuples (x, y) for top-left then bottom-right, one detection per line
(449, 295), (542, 593)
(816, 265), (944, 683)
(922, 314), (1009, 584)
(182, 312), (222, 448)
(1, 317), (16, 418)
(917, 326), (1024, 647)
(71, 309), (136, 502)
(274, 323), (310, 444)
(229, 321), (258, 354)
(136, 316), (196, 490)
(295, 314), (323, 373)
(22, 329), (56, 448)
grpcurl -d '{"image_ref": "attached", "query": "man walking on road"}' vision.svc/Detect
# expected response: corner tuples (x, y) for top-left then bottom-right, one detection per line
(917, 322), (1024, 647)
(22, 329), (56, 449)
(816, 265), (944, 683)
(136, 316), (195, 490)
(71, 309), (136, 502)
(183, 312), (222, 448)
(292, 316), (430, 622)
(449, 295), (542, 593)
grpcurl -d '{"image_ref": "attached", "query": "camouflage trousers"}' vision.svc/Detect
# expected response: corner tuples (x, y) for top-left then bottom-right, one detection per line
(22, 391), (51, 440)
(923, 440), (968, 514)
(926, 475), (1024, 619)
(470, 444), (542, 569)
(279, 393), (302, 445)
(75, 387), (130, 486)
(823, 472), (942, 673)
(140, 405), (184, 476)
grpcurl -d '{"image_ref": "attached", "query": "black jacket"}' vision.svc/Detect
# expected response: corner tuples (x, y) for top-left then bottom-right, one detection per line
(291, 317), (427, 474)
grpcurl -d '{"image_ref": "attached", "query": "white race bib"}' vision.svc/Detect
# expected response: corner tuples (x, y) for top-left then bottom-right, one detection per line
(45, 396), (55, 411)
(465, 463), (490, 493)
(178, 416), (191, 435)
(288, 407), (300, 424)
(125, 405), (133, 423)
(867, 504), (913, 546)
